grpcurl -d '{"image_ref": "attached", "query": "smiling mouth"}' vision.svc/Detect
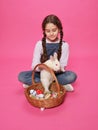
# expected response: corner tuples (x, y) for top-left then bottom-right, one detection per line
(50, 36), (55, 38)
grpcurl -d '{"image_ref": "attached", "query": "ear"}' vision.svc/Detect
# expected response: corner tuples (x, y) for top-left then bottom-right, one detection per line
(53, 52), (58, 59)
(50, 55), (54, 61)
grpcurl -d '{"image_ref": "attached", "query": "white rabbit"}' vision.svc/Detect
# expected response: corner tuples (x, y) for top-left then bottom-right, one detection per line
(40, 52), (61, 93)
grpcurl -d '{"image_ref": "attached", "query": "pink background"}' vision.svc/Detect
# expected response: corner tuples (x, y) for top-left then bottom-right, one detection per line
(0, 0), (98, 130)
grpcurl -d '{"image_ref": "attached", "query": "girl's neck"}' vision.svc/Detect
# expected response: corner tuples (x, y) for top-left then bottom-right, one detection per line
(46, 38), (60, 43)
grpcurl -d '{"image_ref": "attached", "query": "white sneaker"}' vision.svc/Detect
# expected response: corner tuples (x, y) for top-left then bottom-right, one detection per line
(23, 84), (29, 88)
(63, 84), (74, 92)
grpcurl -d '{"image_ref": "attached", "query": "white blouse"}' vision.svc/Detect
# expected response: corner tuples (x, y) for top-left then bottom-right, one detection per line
(31, 39), (69, 70)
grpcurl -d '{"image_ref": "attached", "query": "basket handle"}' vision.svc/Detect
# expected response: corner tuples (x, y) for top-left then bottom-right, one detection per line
(32, 64), (60, 93)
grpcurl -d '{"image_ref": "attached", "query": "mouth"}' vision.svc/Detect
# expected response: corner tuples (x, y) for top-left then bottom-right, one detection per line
(49, 36), (57, 40)
(49, 36), (55, 39)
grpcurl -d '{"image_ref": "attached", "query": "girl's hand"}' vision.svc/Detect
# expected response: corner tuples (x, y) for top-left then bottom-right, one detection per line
(31, 66), (41, 72)
(35, 67), (41, 72)
(60, 67), (65, 72)
(54, 67), (65, 74)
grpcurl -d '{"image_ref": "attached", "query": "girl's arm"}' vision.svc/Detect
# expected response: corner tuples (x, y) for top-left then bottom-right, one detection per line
(31, 40), (42, 70)
(60, 42), (69, 71)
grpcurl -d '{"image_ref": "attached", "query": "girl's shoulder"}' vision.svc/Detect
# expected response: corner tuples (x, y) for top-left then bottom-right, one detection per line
(35, 40), (42, 47)
(62, 41), (69, 47)
(36, 40), (42, 45)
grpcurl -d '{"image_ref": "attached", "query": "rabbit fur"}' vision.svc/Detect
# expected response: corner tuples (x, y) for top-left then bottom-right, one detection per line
(40, 52), (61, 93)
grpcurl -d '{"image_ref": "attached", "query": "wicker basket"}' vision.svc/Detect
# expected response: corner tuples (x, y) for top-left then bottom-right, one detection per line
(24, 64), (66, 109)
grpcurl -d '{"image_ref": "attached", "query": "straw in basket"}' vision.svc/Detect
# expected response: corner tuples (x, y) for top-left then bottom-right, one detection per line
(24, 64), (66, 110)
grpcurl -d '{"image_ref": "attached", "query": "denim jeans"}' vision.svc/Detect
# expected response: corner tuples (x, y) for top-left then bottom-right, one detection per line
(18, 70), (77, 85)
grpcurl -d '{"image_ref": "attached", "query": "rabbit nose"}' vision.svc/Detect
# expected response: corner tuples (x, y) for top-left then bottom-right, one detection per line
(56, 64), (58, 66)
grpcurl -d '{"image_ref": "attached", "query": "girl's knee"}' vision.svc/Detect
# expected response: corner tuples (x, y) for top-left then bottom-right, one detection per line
(18, 71), (32, 85)
(63, 71), (77, 84)
(73, 72), (77, 79)
(18, 72), (25, 82)
(70, 72), (77, 83)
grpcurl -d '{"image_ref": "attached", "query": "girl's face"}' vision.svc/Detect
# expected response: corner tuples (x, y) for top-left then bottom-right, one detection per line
(44, 23), (60, 42)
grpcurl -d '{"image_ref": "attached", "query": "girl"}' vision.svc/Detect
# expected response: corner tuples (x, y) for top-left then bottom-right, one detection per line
(18, 14), (77, 91)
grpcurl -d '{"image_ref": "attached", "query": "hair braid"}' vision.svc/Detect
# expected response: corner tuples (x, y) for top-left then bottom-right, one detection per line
(57, 30), (63, 60)
(40, 33), (48, 63)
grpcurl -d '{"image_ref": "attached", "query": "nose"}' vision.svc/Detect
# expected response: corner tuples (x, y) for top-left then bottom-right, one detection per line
(50, 31), (53, 35)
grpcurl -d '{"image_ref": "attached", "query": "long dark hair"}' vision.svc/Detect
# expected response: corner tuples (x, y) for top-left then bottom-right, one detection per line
(40, 14), (63, 63)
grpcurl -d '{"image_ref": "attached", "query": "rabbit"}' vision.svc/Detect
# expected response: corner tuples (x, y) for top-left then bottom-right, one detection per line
(40, 52), (61, 94)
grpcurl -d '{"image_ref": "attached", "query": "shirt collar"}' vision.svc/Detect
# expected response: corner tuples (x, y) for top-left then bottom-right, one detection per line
(46, 38), (60, 43)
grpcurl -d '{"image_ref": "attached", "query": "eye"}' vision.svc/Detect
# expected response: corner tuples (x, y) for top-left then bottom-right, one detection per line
(45, 29), (50, 33)
(52, 28), (57, 32)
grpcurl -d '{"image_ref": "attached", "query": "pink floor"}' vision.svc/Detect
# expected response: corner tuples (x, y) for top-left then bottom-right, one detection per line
(0, 56), (98, 130)
(0, 0), (97, 129)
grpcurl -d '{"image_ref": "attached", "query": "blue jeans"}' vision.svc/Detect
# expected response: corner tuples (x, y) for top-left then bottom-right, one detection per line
(18, 70), (77, 85)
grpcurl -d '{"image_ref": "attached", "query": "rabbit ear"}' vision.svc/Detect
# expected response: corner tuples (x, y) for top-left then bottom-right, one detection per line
(50, 55), (54, 61)
(53, 52), (58, 59)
